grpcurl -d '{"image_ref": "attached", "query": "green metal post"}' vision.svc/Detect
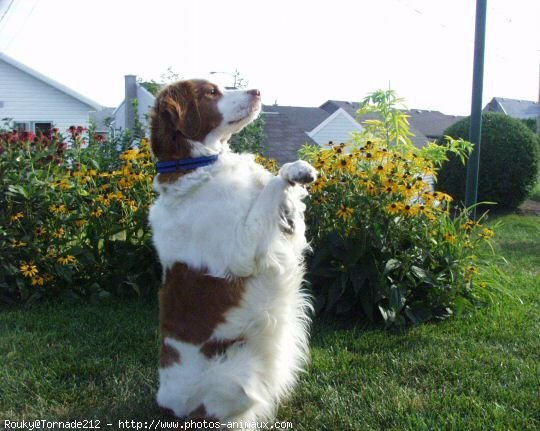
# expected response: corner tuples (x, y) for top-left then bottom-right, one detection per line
(465, 0), (488, 220)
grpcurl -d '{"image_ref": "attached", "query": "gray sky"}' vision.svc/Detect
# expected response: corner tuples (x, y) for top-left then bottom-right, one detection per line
(0, 0), (538, 114)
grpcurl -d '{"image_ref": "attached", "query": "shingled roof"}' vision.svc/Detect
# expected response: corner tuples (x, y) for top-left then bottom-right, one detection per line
(484, 97), (539, 120)
(261, 105), (329, 164)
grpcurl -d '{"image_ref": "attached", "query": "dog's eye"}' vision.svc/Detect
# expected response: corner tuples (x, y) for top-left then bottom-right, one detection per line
(207, 88), (217, 96)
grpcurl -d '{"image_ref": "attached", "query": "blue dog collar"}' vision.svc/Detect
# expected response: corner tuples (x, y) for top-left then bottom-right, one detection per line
(156, 155), (219, 174)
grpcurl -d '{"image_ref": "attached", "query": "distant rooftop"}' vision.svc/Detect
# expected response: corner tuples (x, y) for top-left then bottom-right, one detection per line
(484, 97), (539, 120)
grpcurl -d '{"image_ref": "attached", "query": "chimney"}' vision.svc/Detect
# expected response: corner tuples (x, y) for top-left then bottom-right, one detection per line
(125, 75), (137, 131)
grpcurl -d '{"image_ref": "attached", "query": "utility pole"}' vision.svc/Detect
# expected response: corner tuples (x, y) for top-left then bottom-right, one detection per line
(464, 0), (488, 220)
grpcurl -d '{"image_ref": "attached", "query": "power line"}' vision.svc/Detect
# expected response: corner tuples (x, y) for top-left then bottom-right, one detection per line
(2, 0), (39, 50)
(0, 0), (16, 28)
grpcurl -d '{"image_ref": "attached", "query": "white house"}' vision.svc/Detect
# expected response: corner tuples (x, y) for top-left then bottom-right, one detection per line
(0, 52), (102, 134)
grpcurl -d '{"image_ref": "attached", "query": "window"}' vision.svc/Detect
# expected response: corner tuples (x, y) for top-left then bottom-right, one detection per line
(14, 122), (29, 133)
(12, 122), (53, 134)
(34, 122), (52, 135)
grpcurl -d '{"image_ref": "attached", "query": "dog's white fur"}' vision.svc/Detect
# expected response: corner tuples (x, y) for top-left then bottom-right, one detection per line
(149, 84), (317, 423)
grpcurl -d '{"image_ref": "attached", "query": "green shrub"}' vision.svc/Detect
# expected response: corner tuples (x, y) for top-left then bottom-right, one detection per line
(301, 90), (496, 327)
(437, 113), (539, 210)
(0, 127), (159, 304)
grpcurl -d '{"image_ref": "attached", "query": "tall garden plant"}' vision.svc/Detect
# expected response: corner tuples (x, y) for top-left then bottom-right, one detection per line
(301, 90), (496, 327)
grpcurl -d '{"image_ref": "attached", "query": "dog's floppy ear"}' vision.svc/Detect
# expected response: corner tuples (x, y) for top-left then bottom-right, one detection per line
(160, 82), (202, 139)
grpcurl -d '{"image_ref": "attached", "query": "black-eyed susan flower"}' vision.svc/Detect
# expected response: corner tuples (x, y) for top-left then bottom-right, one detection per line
(401, 204), (414, 216)
(57, 255), (77, 265)
(336, 205), (354, 220)
(466, 265), (479, 274)
(20, 262), (38, 278)
(49, 204), (68, 214)
(479, 228), (495, 239)
(91, 208), (104, 218)
(52, 227), (65, 238)
(11, 239), (28, 248)
(311, 180), (325, 193)
(35, 226), (46, 236)
(75, 219), (88, 228)
(10, 212), (24, 222)
(386, 202), (401, 215)
(31, 276), (45, 286)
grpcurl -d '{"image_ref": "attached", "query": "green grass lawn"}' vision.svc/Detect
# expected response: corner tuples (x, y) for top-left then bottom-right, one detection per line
(1, 215), (538, 430)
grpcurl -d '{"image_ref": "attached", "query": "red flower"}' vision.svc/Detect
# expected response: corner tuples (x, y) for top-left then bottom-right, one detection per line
(21, 131), (36, 142)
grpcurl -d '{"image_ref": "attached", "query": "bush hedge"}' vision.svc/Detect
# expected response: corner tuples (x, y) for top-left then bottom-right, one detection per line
(437, 113), (539, 211)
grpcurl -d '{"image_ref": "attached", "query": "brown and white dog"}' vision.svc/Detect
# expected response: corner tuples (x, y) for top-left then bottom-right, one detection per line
(148, 79), (317, 424)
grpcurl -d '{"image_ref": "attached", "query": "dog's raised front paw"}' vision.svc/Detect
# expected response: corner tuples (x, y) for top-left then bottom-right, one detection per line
(279, 160), (318, 185)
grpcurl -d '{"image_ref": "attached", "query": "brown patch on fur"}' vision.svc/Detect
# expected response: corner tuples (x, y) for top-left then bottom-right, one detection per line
(200, 337), (245, 359)
(160, 341), (182, 368)
(158, 406), (177, 417)
(159, 262), (245, 344)
(188, 404), (218, 421)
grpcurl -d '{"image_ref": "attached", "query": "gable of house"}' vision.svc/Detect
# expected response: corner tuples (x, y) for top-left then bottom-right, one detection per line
(0, 52), (101, 133)
(306, 107), (363, 145)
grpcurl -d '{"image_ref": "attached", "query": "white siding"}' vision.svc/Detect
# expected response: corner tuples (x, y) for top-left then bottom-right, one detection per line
(113, 101), (126, 130)
(137, 85), (155, 131)
(0, 59), (96, 132)
(112, 85), (155, 134)
(308, 109), (362, 146)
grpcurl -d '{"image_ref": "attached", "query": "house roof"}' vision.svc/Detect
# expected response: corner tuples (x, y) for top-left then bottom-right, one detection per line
(261, 105), (328, 164)
(321, 100), (432, 147)
(405, 109), (465, 138)
(89, 107), (115, 133)
(486, 97), (539, 120)
(0, 51), (102, 111)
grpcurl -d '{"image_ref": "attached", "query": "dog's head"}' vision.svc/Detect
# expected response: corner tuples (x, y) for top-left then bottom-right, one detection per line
(150, 79), (261, 161)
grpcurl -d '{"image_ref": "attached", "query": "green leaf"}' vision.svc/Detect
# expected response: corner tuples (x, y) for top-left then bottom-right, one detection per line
(383, 258), (401, 276)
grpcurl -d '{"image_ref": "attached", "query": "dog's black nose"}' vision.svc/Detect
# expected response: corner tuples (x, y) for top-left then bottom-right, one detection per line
(248, 89), (261, 97)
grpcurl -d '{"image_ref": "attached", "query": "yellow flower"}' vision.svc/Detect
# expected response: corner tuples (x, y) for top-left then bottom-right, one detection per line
(57, 255), (77, 265)
(58, 179), (73, 191)
(126, 200), (138, 211)
(479, 228), (495, 239)
(75, 219), (88, 227)
(466, 265), (479, 274)
(20, 262), (38, 278)
(97, 195), (111, 206)
(120, 149), (140, 161)
(31, 276), (45, 286)
(336, 156), (356, 173)
(11, 239), (28, 248)
(10, 212), (24, 222)
(52, 227), (65, 238)
(462, 220), (479, 231)
(91, 208), (104, 218)
(386, 202), (402, 215)
(400, 203), (414, 216)
(49, 204), (68, 214)
(311, 179), (325, 193)
(443, 233), (457, 244)
(35, 226), (46, 236)
(336, 205), (354, 220)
